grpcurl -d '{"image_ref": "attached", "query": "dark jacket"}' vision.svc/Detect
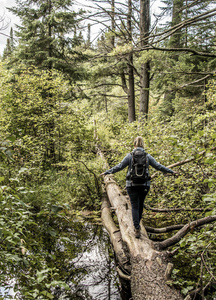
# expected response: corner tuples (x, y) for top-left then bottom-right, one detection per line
(104, 147), (174, 187)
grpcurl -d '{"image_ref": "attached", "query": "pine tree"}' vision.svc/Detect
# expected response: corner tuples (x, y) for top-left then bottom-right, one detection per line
(9, 0), (84, 78)
(152, 0), (216, 117)
(2, 28), (15, 60)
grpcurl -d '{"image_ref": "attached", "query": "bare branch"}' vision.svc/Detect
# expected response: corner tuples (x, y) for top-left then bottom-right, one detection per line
(201, 244), (216, 281)
(96, 93), (127, 98)
(145, 224), (184, 233)
(144, 204), (212, 213)
(72, 158), (102, 198)
(139, 45), (216, 58)
(93, 83), (126, 88)
(143, 8), (216, 46)
(151, 146), (216, 179)
(155, 215), (216, 250)
(0, 12), (10, 31)
(178, 75), (212, 89)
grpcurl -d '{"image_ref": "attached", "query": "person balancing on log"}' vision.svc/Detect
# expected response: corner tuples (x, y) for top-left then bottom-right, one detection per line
(100, 136), (179, 239)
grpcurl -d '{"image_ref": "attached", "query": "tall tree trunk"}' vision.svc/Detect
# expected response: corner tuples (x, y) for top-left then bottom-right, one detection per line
(127, 0), (136, 122)
(111, 0), (115, 48)
(46, 0), (56, 164)
(139, 0), (150, 120)
(48, 0), (53, 71)
(163, 0), (184, 116)
(139, 61), (150, 119)
(169, 0), (184, 48)
(87, 23), (91, 48)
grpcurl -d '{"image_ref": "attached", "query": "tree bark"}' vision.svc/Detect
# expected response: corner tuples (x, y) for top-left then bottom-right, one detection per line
(139, 0), (150, 120)
(139, 61), (150, 119)
(169, 0), (184, 48)
(127, 54), (136, 122)
(127, 0), (136, 122)
(102, 175), (183, 300)
(99, 145), (216, 299)
(111, 0), (115, 48)
(163, 0), (184, 115)
(101, 193), (131, 276)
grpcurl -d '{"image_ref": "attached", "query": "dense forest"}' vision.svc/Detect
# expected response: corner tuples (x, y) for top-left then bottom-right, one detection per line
(0, 0), (216, 299)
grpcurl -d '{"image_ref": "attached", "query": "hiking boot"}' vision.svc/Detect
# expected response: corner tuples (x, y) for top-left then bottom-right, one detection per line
(135, 228), (141, 238)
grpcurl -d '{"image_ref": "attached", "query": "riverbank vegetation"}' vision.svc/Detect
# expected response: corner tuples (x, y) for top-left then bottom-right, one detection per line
(0, 0), (216, 298)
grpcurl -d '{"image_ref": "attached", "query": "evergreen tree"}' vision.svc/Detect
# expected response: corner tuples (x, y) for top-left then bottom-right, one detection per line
(2, 28), (15, 60)
(152, 0), (216, 118)
(8, 0), (85, 78)
(80, 0), (138, 122)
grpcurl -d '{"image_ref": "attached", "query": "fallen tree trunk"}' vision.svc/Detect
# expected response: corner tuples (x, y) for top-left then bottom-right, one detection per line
(101, 193), (131, 277)
(98, 145), (216, 299)
(102, 175), (183, 300)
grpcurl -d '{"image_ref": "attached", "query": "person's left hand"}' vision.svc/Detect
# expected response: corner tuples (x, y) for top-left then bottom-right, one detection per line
(99, 173), (105, 177)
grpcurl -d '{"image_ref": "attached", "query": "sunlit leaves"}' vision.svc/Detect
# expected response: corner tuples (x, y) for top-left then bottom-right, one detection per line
(0, 65), (92, 169)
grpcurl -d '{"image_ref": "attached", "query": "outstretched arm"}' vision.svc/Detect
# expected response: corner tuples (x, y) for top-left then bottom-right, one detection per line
(100, 153), (131, 176)
(148, 154), (178, 175)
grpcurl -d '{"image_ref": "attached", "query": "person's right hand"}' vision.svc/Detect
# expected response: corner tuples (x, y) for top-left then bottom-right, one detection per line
(99, 173), (105, 177)
(173, 171), (179, 176)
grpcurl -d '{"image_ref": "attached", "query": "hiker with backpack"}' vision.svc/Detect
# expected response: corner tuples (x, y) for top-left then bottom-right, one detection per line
(100, 136), (178, 238)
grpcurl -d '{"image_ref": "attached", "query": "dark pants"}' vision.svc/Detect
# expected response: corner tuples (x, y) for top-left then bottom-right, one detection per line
(126, 186), (150, 230)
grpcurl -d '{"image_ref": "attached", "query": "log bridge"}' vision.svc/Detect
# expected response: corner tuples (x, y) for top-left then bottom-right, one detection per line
(100, 147), (216, 300)
(101, 174), (184, 300)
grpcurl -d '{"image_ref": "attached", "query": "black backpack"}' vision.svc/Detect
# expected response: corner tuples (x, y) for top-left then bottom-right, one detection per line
(129, 149), (149, 184)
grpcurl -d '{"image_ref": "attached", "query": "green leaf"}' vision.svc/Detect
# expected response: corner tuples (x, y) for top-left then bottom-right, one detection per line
(47, 227), (57, 237)
(18, 168), (28, 174)
(205, 210), (214, 217)
(41, 291), (54, 299)
(51, 205), (63, 214)
(36, 269), (49, 283)
(7, 135), (16, 142)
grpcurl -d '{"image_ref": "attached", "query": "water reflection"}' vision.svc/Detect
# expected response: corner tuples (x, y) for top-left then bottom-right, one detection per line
(1, 221), (121, 300)
(61, 224), (121, 300)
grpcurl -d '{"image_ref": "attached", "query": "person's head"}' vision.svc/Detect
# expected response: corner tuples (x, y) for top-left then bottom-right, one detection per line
(134, 136), (144, 148)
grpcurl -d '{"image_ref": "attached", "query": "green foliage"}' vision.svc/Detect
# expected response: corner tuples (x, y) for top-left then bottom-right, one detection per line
(0, 170), (103, 299)
(0, 62), (106, 297)
(0, 137), (103, 299)
(171, 226), (216, 299)
(1, 0), (216, 295)
(7, 0), (86, 78)
(0, 65), (91, 170)
(0, 175), (65, 298)
(97, 87), (216, 297)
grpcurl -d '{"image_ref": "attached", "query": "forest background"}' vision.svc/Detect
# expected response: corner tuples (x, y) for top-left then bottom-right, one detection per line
(0, 0), (216, 299)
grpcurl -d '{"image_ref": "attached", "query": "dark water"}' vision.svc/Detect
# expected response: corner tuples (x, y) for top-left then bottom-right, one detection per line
(0, 222), (122, 300)
(64, 223), (121, 300)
